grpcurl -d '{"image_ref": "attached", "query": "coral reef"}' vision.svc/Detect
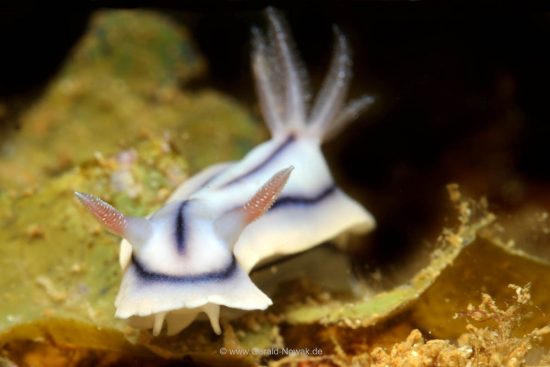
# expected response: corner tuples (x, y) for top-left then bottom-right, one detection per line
(1, 8), (549, 367)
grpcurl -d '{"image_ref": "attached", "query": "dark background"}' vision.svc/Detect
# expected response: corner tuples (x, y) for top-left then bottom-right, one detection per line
(1, 1), (549, 275)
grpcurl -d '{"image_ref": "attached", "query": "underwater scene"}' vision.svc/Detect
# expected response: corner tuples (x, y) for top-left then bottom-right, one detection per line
(0, 4), (549, 366)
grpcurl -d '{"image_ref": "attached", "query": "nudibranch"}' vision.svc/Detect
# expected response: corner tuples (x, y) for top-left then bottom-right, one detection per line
(76, 7), (375, 336)
(75, 166), (292, 336)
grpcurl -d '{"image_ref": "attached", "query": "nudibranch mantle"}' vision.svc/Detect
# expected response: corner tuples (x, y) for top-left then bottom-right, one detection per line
(78, 7), (376, 337)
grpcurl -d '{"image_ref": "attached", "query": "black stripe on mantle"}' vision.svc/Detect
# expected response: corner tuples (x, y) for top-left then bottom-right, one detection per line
(221, 135), (295, 187)
(272, 185), (336, 209)
(132, 254), (238, 284)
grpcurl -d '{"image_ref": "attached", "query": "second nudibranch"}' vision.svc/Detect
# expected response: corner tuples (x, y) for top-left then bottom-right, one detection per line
(76, 8), (375, 336)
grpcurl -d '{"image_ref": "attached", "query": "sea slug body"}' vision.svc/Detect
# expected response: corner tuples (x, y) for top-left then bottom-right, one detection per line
(76, 7), (375, 336)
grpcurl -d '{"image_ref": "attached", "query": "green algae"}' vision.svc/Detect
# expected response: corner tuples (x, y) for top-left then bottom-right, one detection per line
(1, 8), (550, 366)
(282, 184), (497, 327)
(410, 222), (550, 342)
(0, 135), (246, 352)
(0, 138), (170, 349)
(278, 185), (550, 357)
(0, 8), (264, 361)
(281, 186), (550, 341)
(0, 9), (263, 190)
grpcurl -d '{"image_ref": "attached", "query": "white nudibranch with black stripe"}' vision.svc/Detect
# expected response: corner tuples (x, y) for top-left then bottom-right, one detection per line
(75, 7), (375, 337)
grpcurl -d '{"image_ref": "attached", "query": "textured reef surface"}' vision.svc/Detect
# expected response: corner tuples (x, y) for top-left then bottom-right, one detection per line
(0, 9), (549, 367)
